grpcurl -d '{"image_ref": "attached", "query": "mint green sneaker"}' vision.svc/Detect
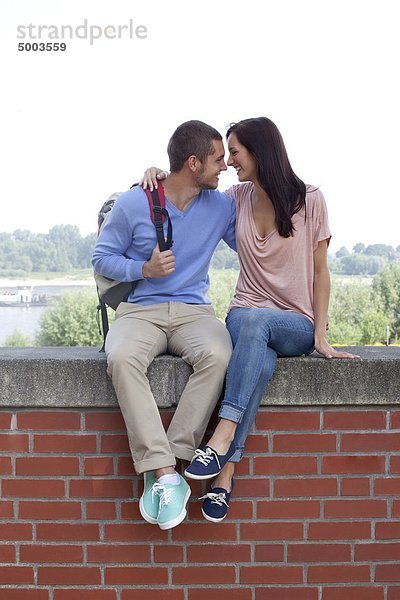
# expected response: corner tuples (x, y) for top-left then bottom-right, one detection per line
(155, 475), (191, 530)
(139, 471), (159, 524)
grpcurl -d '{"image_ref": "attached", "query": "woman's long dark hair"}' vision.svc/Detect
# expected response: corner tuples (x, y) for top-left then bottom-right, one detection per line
(227, 117), (306, 237)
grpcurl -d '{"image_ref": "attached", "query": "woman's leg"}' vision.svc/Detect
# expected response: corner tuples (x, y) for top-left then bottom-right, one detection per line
(208, 307), (314, 462)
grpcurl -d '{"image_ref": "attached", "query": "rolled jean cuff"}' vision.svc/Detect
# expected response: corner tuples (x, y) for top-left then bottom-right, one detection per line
(218, 403), (244, 423)
(228, 448), (243, 463)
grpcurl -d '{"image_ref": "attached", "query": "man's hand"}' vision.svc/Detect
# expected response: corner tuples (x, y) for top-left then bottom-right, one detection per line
(142, 244), (175, 278)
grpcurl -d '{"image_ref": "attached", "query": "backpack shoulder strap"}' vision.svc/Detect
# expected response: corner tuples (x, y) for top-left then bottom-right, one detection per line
(144, 184), (173, 252)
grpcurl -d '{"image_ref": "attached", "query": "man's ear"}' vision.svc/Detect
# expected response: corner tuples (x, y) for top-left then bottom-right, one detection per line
(187, 155), (201, 172)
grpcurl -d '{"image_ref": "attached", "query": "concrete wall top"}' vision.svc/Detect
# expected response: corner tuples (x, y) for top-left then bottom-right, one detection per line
(0, 346), (399, 408)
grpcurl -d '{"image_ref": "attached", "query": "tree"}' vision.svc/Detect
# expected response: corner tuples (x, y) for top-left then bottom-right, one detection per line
(36, 291), (108, 347)
(335, 246), (349, 259)
(208, 269), (238, 321)
(4, 329), (33, 347)
(372, 263), (400, 341)
(353, 243), (365, 253)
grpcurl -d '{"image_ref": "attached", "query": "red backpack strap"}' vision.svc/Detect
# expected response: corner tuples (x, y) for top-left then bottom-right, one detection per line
(144, 184), (173, 251)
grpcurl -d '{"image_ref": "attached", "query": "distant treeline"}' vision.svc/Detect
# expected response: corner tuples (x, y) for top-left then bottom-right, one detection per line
(0, 226), (398, 278)
(330, 243), (400, 276)
(0, 226), (97, 275)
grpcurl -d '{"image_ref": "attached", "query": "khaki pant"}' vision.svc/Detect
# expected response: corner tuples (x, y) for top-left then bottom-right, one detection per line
(105, 302), (232, 474)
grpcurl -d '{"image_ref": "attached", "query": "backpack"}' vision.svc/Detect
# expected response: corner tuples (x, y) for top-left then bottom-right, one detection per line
(94, 183), (173, 349)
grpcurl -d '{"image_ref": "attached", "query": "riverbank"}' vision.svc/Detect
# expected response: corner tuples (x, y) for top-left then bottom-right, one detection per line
(0, 277), (95, 288)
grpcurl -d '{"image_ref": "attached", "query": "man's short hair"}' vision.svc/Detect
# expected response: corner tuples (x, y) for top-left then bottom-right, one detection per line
(167, 120), (222, 173)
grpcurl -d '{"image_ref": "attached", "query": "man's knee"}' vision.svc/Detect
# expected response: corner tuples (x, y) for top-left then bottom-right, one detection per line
(106, 344), (148, 376)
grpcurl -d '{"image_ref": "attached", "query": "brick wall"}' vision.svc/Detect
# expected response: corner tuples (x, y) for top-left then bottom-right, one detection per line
(1, 407), (400, 600)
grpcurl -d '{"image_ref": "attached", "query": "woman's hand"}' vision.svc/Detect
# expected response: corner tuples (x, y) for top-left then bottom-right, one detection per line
(314, 336), (360, 359)
(139, 167), (168, 191)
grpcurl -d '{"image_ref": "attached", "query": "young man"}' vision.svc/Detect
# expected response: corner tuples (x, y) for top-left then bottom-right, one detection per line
(92, 121), (236, 530)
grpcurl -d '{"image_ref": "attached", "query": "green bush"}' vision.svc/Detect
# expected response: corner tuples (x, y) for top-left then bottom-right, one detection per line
(36, 291), (112, 347)
(4, 329), (33, 347)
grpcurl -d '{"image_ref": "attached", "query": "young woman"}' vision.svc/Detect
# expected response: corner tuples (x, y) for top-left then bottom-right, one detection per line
(143, 117), (358, 522)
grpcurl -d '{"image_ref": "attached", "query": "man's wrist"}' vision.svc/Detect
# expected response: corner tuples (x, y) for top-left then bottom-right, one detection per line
(142, 261), (150, 278)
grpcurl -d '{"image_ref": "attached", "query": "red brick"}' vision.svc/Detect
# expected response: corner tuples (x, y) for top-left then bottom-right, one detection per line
(0, 412), (12, 429)
(356, 542), (400, 561)
(309, 564), (371, 582)
(101, 434), (130, 453)
(38, 566), (101, 585)
(85, 411), (125, 431)
(69, 479), (132, 498)
(308, 521), (371, 540)
(391, 456), (400, 473)
(323, 587), (384, 600)
(234, 477), (270, 497)
(0, 433), (29, 452)
(245, 434), (269, 452)
(235, 456), (251, 476)
(160, 410), (174, 429)
(84, 457), (115, 475)
(323, 455), (385, 474)
(324, 410), (387, 430)
(341, 433), (400, 452)
(0, 566), (34, 584)
(16, 457), (79, 476)
(274, 477), (338, 498)
(0, 500), (14, 518)
(273, 433), (336, 453)
(324, 499), (387, 518)
(388, 587), (400, 600)
(2, 479), (65, 498)
(0, 591), (49, 600)
(254, 544), (285, 562)
(19, 501), (81, 520)
(36, 523), (99, 542)
(257, 500), (320, 519)
(105, 566), (167, 584)
(54, 591), (116, 600)
(256, 588), (318, 600)
(171, 522), (236, 542)
(255, 456), (317, 475)
(241, 565), (303, 584)
(0, 543), (16, 562)
(172, 565), (235, 584)
(376, 564), (400, 582)
(34, 434), (96, 453)
(391, 411), (400, 429)
(122, 591), (183, 600)
(17, 411), (80, 430)
(376, 522), (400, 539)
(0, 456), (12, 474)
(256, 410), (320, 431)
(190, 591), (251, 600)
(87, 544), (150, 563)
(0, 523), (32, 541)
(20, 544), (84, 563)
(105, 523), (168, 542)
(241, 522), (304, 541)
(288, 543), (351, 562)
(120, 501), (142, 520)
(394, 500), (400, 517)
(118, 456), (135, 475)
(154, 544), (184, 563)
(187, 543), (251, 563)
(86, 501), (116, 520)
(341, 477), (370, 496)
(375, 477), (400, 495)
(228, 500), (253, 520)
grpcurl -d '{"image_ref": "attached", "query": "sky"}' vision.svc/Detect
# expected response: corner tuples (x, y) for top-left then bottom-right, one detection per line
(1, 0), (399, 253)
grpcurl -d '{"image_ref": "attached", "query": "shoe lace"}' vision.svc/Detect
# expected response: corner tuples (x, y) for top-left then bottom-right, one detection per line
(151, 482), (173, 508)
(199, 491), (228, 507)
(192, 447), (214, 466)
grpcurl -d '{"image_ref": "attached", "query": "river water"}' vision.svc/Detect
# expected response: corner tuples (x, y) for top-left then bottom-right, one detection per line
(0, 284), (94, 345)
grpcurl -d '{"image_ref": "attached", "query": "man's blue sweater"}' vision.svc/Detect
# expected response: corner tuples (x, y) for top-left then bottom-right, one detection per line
(92, 186), (236, 305)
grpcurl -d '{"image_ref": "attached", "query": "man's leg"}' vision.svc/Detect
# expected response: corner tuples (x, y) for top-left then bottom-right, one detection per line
(105, 302), (175, 474)
(166, 303), (232, 460)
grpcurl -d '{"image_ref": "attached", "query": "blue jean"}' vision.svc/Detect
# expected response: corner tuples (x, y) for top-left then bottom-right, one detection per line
(219, 307), (315, 462)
